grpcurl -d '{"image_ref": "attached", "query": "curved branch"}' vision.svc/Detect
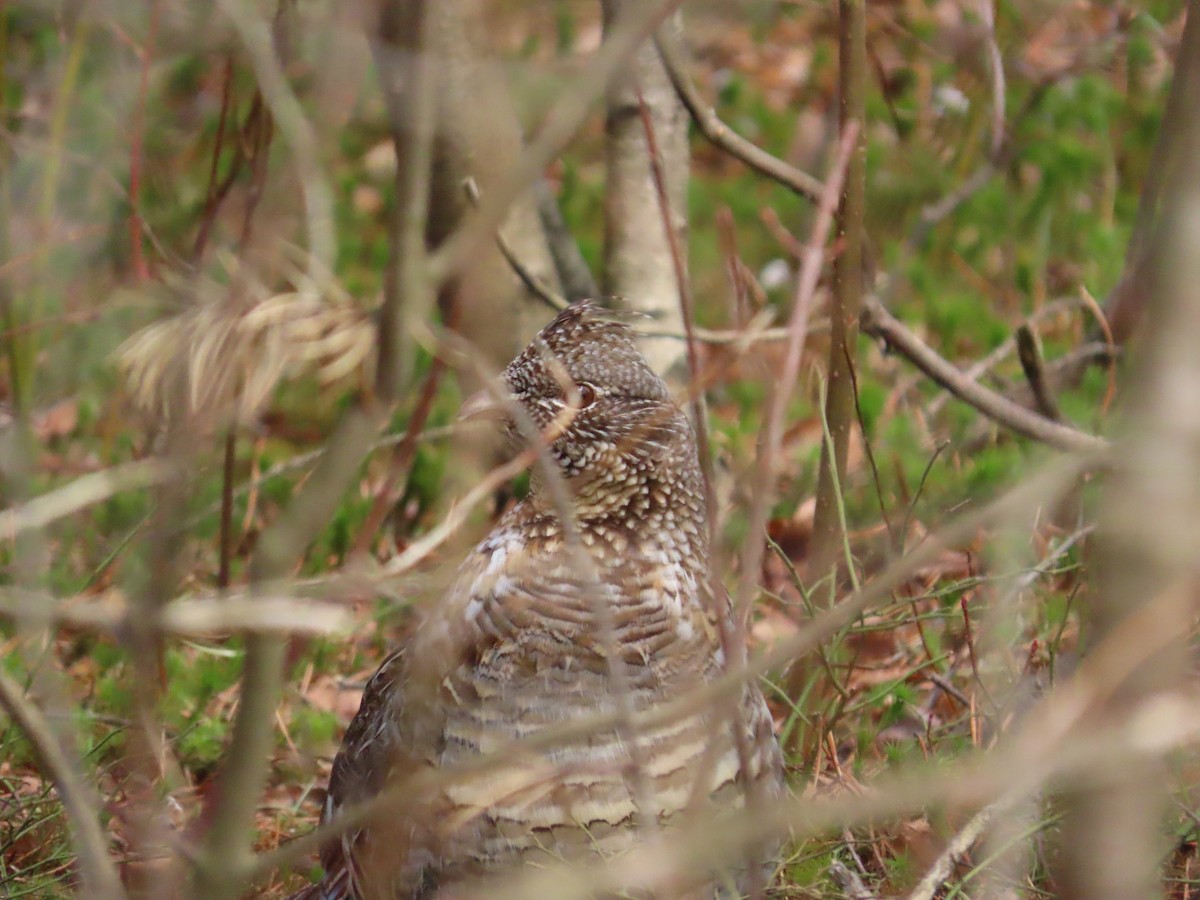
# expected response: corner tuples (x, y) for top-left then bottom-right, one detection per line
(655, 28), (824, 201)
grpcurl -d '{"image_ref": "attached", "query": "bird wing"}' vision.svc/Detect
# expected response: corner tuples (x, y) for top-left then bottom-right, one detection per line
(300, 514), (784, 898)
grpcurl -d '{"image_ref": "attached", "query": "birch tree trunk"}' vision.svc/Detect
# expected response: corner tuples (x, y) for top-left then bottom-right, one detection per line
(601, 1), (689, 375)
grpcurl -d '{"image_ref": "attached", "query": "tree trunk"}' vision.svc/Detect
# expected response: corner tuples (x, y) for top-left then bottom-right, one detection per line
(1054, 4), (1200, 895)
(601, 1), (689, 375)
(375, 0), (561, 374)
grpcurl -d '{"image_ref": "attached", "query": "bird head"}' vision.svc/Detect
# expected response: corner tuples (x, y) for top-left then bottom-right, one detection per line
(463, 301), (700, 512)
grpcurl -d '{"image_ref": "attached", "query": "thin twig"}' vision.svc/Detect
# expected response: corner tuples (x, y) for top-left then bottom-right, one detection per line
(349, 335), (449, 558)
(1015, 324), (1061, 422)
(463, 177), (568, 312)
(861, 295), (1108, 453)
(0, 669), (125, 900)
(655, 28), (823, 201)
(739, 122), (859, 624)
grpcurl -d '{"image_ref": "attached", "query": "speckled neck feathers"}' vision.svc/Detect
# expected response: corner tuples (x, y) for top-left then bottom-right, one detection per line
(500, 301), (708, 574)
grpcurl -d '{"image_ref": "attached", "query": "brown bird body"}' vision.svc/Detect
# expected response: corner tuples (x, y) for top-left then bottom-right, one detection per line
(292, 302), (785, 899)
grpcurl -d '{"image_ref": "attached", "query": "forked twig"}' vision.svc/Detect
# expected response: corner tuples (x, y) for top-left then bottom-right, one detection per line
(862, 295), (1108, 453)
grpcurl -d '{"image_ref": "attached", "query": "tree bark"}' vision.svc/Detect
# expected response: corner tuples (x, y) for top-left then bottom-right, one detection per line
(375, 0), (562, 374)
(809, 0), (866, 584)
(1104, 4), (1200, 345)
(601, 1), (689, 375)
(1054, 4), (1200, 895)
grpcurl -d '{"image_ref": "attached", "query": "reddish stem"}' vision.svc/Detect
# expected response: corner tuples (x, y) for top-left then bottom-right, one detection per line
(127, 0), (160, 282)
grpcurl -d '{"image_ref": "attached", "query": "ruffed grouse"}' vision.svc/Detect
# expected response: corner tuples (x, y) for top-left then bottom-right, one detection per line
(292, 301), (784, 899)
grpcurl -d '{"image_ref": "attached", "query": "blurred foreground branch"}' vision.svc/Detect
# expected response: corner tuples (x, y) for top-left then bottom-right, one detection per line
(1055, 1), (1200, 892)
(0, 668), (124, 900)
(0, 459), (172, 539)
(188, 3), (440, 895)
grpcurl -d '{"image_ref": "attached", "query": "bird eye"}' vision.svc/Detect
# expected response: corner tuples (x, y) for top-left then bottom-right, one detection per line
(576, 382), (596, 408)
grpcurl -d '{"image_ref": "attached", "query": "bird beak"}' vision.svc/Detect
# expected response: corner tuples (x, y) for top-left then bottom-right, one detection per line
(458, 388), (509, 422)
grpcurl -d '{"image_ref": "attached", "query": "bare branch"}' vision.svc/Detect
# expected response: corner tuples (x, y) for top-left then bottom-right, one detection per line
(1015, 323), (1061, 422)
(0, 459), (172, 539)
(925, 296), (1085, 418)
(655, 28), (823, 201)
(0, 669), (125, 900)
(861, 295), (1108, 453)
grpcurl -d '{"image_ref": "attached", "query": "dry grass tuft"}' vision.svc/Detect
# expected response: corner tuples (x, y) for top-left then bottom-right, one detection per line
(117, 265), (375, 430)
